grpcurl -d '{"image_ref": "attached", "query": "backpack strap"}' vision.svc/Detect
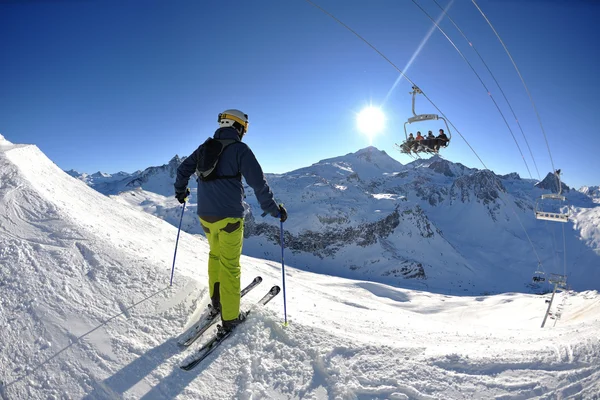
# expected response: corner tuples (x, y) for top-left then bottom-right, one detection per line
(212, 139), (241, 180)
(196, 138), (242, 181)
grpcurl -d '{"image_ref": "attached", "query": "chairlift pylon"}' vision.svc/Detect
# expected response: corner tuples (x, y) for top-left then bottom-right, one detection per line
(548, 273), (568, 289)
(396, 86), (452, 156)
(535, 169), (569, 223)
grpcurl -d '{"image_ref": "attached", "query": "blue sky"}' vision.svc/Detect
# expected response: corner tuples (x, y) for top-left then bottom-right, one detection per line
(1, 0), (598, 188)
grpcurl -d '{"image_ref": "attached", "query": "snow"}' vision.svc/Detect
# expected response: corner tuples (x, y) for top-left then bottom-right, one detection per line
(580, 185), (600, 204)
(2, 140), (600, 399)
(0, 134), (14, 147)
(371, 193), (397, 200)
(571, 206), (600, 255)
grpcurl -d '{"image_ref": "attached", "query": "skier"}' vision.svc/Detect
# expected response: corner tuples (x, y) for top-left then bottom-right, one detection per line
(424, 130), (436, 151)
(434, 128), (449, 151)
(174, 109), (287, 333)
(402, 133), (415, 153)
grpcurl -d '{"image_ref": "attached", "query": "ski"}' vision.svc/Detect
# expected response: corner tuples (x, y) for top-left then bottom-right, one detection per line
(177, 276), (263, 347)
(180, 285), (281, 371)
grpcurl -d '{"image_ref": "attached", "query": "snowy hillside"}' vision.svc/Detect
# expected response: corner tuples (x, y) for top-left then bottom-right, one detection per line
(580, 185), (600, 203)
(3, 135), (600, 399)
(84, 146), (600, 295)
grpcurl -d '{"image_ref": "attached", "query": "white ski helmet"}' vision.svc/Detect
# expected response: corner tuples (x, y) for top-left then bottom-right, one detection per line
(218, 109), (249, 135)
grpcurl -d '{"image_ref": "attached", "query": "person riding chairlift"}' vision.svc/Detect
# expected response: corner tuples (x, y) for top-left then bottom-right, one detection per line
(402, 133), (415, 153)
(424, 130), (436, 151)
(435, 128), (449, 152)
(414, 131), (425, 152)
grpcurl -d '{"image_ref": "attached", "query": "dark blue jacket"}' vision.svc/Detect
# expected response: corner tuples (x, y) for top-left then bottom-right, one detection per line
(174, 127), (280, 219)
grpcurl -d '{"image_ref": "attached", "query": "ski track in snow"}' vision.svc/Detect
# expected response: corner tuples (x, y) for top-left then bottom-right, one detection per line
(1, 140), (600, 399)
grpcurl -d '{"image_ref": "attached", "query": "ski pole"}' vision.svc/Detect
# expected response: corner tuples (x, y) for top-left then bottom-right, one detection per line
(280, 219), (288, 326)
(170, 197), (187, 286)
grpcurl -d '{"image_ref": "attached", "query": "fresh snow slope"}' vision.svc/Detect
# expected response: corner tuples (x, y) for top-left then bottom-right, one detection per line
(100, 147), (600, 295)
(2, 136), (600, 399)
(571, 206), (600, 256)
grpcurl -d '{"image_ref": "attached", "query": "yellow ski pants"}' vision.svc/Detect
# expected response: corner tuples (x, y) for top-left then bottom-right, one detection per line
(199, 217), (244, 321)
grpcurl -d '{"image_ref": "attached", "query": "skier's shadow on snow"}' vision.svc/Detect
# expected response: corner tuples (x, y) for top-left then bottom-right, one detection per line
(83, 337), (204, 400)
(137, 356), (210, 400)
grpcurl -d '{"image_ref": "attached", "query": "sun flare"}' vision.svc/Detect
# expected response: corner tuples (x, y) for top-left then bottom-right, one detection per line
(357, 107), (385, 142)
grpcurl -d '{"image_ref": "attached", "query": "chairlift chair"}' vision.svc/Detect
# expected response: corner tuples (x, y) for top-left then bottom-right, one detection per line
(397, 86), (452, 155)
(534, 194), (569, 222)
(532, 273), (545, 283)
(534, 170), (569, 223)
(532, 263), (546, 283)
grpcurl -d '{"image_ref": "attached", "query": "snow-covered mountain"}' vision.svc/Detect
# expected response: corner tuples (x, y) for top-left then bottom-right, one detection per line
(534, 171), (571, 193)
(79, 146), (600, 295)
(66, 169), (133, 186)
(580, 185), (600, 203)
(67, 156), (181, 196)
(3, 134), (600, 399)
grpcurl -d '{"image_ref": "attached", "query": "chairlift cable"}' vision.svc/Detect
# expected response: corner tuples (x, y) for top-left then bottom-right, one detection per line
(472, 1), (569, 280)
(304, 0), (544, 269)
(411, 0), (534, 180)
(431, 0), (541, 180)
(547, 220), (561, 272)
(472, 0), (558, 187)
(562, 222), (568, 277)
(411, 0), (546, 271)
(507, 199), (543, 266)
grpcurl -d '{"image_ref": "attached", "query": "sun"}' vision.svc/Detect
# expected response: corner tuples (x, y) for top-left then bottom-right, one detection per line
(356, 106), (385, 142)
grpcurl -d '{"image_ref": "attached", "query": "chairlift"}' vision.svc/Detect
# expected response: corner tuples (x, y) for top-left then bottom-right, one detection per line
(396, 86), (452, 156)
(532, 273), (545, 283)
(534, 169), (569, 223)
(532, 263), (546, 283)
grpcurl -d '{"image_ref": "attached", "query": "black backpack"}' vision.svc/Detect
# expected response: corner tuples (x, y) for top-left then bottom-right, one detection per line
(195, 138), (240, 181)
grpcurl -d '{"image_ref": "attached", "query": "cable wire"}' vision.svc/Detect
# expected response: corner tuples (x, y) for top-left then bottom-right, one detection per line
(472, 0), (568, 279)
(412, 0), (533, 180)
(471, 0), (557, 184)
(562, 222), (568, 278)
(431, 0), (541, 180)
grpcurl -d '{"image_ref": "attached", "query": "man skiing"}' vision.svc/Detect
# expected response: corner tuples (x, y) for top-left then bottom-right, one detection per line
(174, 109), (287, 333)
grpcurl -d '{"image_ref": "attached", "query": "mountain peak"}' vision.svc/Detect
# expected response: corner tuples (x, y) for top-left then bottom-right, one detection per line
(428, 158), (455, 177)
(535, 172), (571, 193)
(346, 146), (399, 164)
(0, 133), (13, 146)
(65, 169), (81, 178)
(168, 155), (182, 168)
(354, 145), (382, 155)
(501, 172), (521, 180)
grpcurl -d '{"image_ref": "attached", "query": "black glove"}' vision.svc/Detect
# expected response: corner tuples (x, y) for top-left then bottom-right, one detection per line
(175, 188), (190, 204)
(277, 204), (287, 223)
